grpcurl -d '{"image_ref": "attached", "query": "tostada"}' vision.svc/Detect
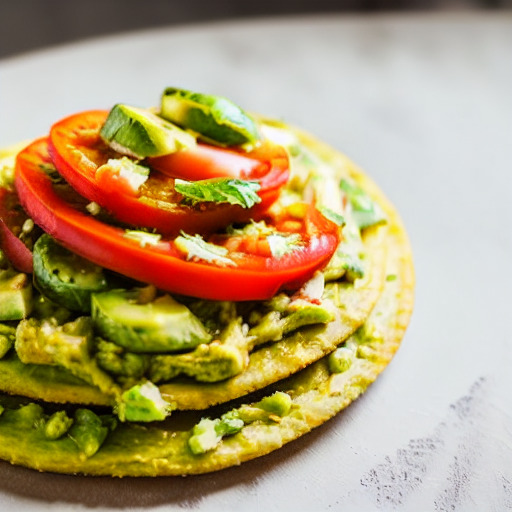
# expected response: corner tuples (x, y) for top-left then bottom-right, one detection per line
(0, 88), (414, 475)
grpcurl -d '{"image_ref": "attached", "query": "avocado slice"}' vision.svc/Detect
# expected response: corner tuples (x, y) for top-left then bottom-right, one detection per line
(161, 88), (261, 147)
(92, 289), (212, 353)
(99, 104), (196, 159)
(33, 234), (109, 313)
(0, 268), (32, 321)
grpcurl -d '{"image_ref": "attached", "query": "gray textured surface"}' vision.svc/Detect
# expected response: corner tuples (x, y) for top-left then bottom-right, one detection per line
(1, 13), (511, 511)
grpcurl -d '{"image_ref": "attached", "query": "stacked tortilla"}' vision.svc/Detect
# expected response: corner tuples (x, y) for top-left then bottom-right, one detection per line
(0, 120), (414, 476)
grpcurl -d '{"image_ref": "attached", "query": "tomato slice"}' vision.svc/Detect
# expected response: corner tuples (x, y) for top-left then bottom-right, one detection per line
(15, 139), (340, 301)
(48, 110), (289, 236)
(0, 187), (34, 273)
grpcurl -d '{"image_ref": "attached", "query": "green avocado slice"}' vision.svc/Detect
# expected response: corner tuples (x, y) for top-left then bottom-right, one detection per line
(161, 88), (260, 147)
(99, 104), (196, 159)
(92, 290), (212, 353)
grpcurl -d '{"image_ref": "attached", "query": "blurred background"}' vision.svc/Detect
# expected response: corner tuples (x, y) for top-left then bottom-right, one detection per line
(1, 0), (510, 60)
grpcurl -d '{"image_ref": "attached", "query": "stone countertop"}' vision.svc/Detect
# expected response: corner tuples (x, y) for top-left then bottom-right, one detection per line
(0, 12), (511, 512)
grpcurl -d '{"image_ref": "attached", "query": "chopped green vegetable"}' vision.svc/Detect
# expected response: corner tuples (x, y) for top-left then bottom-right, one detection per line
(97, 157), (150, 191)
(256, 391), (292, 416)
(267, 233), (303, 258)
(92, 290), (212, 353)
(174, 232), (235, 267)
(328, 346), (354, 374)
(188, 418), (222, 455)
(340, 179), (386, 229)
(117, 381), (171, 422)
(68, 409), (111, 459)
(175, 178), (261, 209)
(15, 317), (119, 398)
(148, 318), (249, 383)
(95, 339), (148, 385)
(44, 410), (73, 440)
(318, 206), (346, 227)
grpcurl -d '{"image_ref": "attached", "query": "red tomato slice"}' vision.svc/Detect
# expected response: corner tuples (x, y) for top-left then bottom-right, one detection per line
(15, 139), (340, 301)
(148, 141), (283, 181)
(0, 187), (33, 273)
(48, 110), (289, 236)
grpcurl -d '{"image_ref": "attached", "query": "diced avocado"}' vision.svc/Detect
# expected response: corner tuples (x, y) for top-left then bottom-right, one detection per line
(188, 418), (222, 455)
(15, 317), (119, 398)
(161, 87), (260, 147)
(116, 381), (171, 422)
(249, 301), (334, 346)
(237, 392), (293, 423)
(95, 338), (148, 385)
(33, 234), (109, 313)
(0, 324), (15, 359)
(216, 411), (244, 436)
(0, 268), (32, 321)
(100, 104), (196, 159)
(187, 392), (292, 456)
(92, 289), (212, 353)
(149, 342), (246, 383)
(188, 411), (245, 455)
(68, 409), (112, 459)
(44, 410), (73, 440)
(328, 346), (354, 374)
(148, 318), (248, 383)
(256, 391), (292, 416)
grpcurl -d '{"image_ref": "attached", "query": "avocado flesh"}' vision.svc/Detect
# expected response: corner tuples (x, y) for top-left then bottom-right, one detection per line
(0, 268), (32, 321)
(161, 88), (260, 147)
(92, 290), (212, 353)
(99, 104), (196, 159)
(33, 234), (109, 313)
(15, 317), (120, 400)
(0, 203), (414, 475)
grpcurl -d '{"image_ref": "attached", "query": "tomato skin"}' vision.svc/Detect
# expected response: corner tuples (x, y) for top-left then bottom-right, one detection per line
(48, 110), (289, 236)
(15, 139), (340, 301)
(0, 187), (33, 273)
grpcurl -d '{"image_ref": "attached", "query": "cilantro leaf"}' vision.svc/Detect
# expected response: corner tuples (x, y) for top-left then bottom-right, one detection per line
(174, 232), (236, 267)
(124, 230), (162, 248)
(340, 179), (386, 230)
(267, 233), (303, 258)
(174, 178), (261, 209)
